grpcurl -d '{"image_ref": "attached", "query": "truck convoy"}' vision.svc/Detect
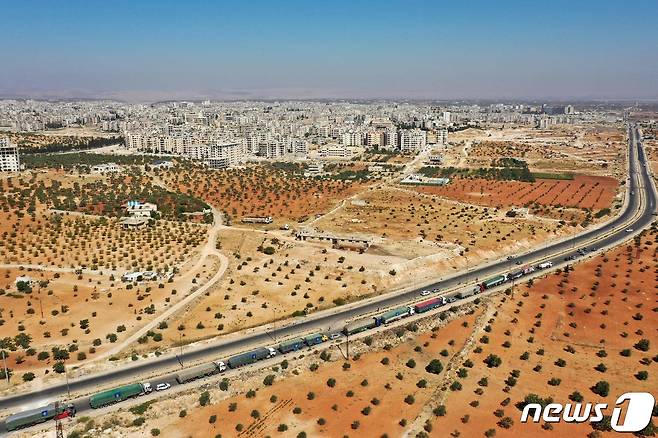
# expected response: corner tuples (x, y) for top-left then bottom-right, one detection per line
(3, 257), (562, 429)
(4, 402), (75, 432)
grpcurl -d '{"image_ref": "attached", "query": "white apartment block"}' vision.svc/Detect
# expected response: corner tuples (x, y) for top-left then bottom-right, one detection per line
(398, 129), (427, 153)
(384, 130), (398, 149)
(366, 131), (384, 148)
(342, 131), (363, 147)
(292, 139), (308, 157)
(0, 138), (20, 172)
(259, 141), (287, 159)
(435, 128), (448, 146)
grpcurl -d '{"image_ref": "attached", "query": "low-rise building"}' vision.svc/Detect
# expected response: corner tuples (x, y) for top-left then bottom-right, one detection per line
(91, 163), (121, 173)
(126, 201), (158, 218)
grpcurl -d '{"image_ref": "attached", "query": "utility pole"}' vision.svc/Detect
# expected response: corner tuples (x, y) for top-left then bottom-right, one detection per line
(1, 349), (9, 386)
(178, 332), (184, 368)
(64, 362), (70, 398)
(54, 401), (64, 438)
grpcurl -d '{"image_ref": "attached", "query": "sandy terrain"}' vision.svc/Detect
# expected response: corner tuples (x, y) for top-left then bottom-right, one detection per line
(444, 125), (626, 179)
(31, 227), (658, 438)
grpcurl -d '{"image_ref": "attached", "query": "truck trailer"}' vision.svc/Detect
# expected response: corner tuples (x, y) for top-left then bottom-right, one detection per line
(278, 338), (305, 353)
(304, 333), (328, 346)
(175, 362), (222, 384)
(227, 347), (276, 369)
(376, 306), (414, 325)
(4, 403), (76, 432)
(481, 274), (508, 290)
(89, 382), (151, 409)
(414, 297), (446, 313)
(457, 286), (480, 299)
(343, 318), (376, 336)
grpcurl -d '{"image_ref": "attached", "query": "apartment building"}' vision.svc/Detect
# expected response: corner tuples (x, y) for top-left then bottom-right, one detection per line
(0, 138), (20, 172)
(398, 129), (427, 153)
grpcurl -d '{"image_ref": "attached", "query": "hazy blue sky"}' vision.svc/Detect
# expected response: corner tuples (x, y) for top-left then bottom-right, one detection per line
(2, 0), (657, 101)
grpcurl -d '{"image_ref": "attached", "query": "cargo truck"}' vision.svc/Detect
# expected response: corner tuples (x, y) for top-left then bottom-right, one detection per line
(376, 306), (414, 325)
(509, 270), (524, 280)
(343, 317), (376, 336)
(304, 333), (328, 346)
(481, 274), (508, 290)
(278, 338), (305, 353)
(89, 382), (152, 409)
(175, 361), (225, 384)
(227, 347), (276, 369)
(457, 286), (480, 299)
(414, 297), (446, 313)
(4, 402), (76, 432)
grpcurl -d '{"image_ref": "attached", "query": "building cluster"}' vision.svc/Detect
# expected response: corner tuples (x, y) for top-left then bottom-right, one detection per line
(0, 99), (620, 170)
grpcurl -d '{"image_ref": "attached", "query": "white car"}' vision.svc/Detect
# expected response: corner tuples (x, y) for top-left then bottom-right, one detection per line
(329, 333), (342, 340)
(626, 228), (634, 233)
(155, 382), (171, 391)
(420, 290), (431, 296)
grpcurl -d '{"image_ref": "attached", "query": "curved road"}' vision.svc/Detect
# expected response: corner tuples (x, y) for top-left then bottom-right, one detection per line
(1, 125), (656, 430)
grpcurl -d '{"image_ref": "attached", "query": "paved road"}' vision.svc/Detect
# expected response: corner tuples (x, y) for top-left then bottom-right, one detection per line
(1, 125), (656, 432)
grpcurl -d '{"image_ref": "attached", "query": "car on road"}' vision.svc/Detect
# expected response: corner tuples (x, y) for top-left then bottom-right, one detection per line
(626, 228), (634, 233)
(506, 256), (515, 261)
(446, 296), (458, 303)
(420, 290), (431, 296)
(564, 255), (577, 261)
(515, 260), (523, 265)
(155, 383), (171, 391)
(329, 333), (342, 340)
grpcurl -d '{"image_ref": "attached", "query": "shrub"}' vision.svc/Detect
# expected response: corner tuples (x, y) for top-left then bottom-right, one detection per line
(433, 405), (446, 417)
(425, 359), (443, 374)
(592, 381), (610, 397)
(199, 391), (211, 406)
(484, 354), (502, 368)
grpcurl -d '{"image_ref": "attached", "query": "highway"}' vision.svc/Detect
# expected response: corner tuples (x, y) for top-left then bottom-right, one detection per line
(1, 124), (656, 432)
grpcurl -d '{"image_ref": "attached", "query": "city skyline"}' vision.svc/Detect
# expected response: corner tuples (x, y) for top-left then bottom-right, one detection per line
(2, 0), (658, 101)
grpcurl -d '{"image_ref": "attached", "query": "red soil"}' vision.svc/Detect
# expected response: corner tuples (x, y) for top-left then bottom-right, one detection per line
(415, 174), (619, 211)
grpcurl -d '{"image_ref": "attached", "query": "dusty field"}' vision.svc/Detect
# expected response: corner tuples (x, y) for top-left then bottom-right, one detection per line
(313, 187), (578, 270)
(158, 164), (369, 224)
(0, 252), (218, 383)
(157, 228), (403, 347)
(414, 174), (619, 213)
(2, 130), (116, 151)
(32, 227), (658, 438)
(444, 125), (626, 179)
